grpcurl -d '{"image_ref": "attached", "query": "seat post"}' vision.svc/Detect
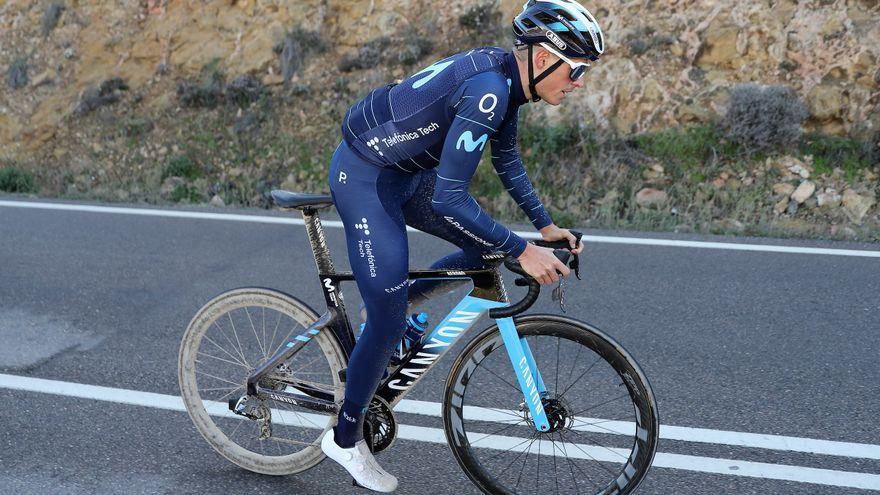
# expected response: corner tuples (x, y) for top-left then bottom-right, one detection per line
(301, 207), (335, 275)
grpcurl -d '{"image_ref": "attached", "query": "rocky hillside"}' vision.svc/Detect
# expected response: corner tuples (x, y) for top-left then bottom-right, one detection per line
(2, 0), (878, 150)
(0, 0), (878, 240)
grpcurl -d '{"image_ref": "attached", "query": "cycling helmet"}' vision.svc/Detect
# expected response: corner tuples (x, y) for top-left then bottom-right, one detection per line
(513, 0), (605, 101)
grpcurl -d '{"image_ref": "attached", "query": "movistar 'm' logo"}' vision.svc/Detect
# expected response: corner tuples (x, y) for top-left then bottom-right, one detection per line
(456, 131), (489, 152)
(412, 60), (454, 89)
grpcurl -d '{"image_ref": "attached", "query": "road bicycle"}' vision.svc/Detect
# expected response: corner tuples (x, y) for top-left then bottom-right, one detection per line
(178, 190), (659, 494)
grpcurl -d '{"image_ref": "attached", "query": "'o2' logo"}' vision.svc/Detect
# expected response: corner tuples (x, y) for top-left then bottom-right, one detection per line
(479, 94), (498, 121)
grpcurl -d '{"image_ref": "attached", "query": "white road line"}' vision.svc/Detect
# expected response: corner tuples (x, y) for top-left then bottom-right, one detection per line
(2, 373), (880, 491)
(2, 200), (878, 258)
(396, 399), (880, 461)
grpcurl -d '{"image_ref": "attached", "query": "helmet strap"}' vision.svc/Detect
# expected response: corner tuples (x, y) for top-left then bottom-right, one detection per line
(527, 44), (566, 103)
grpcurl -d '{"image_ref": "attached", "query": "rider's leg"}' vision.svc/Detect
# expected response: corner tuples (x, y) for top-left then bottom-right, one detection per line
(329, 143), (416, 449)
(402, 168), (491, 306)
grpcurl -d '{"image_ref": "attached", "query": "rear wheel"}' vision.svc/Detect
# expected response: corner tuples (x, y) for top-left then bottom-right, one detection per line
(443, 315), (659, 494)
(178, 287), (345, 475)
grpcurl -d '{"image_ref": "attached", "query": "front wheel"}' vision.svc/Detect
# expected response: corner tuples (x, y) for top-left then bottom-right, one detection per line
(443, 315), (659, 495)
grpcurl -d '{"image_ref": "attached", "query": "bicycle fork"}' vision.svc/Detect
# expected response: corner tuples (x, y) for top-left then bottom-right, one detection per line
(496, 317), (552, 432)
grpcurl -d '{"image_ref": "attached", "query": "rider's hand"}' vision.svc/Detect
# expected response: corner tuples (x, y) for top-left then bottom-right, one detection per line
(539, 224), (584, 254)
(517, 243), (570, 285)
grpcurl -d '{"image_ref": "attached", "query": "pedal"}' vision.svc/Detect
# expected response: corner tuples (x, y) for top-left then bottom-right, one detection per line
(229, 396), (266, 421)
(230, 396), (256, 419)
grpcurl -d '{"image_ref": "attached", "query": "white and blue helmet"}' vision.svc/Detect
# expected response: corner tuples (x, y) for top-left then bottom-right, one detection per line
(513, 0), (605, 61)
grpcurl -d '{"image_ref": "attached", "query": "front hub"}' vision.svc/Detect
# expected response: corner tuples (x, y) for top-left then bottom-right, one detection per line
(522, 394), (573, 433)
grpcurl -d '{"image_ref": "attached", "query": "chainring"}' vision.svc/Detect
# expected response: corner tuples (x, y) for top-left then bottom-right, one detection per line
(363, 396), (397, 453)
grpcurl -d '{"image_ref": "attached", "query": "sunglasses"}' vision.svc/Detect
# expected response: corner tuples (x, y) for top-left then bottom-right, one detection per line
(539, 42), (591, 81)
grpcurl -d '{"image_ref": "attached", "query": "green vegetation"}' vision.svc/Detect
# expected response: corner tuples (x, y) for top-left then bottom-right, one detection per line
(519, 122), (584, 159)
(0, 166), (37, 193)
(162, 155), (202, 181)
(633, 124), (739, 169)
(170, 184), (203, 203)
(800, 133), (875, 182)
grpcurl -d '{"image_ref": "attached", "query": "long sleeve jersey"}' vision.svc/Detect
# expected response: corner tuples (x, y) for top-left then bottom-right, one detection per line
(340, 47), (552, 257)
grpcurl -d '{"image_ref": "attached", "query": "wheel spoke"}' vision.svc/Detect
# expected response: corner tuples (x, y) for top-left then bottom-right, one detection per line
(215, 386), (244, 402)
(554, 336), (560, 396)
(536, 433), (541, 493)
(201, 333), (248, 369)
(550, 430), (559, 495)
(290, 353), (324, 376)
(214, 319), (250, 367)
(478, 362), (522, 395)
(571, 415), (631, 428)
(557, 432), (591, 493)
(261, 307), (268, 361)
(467, 418), (526, 445)
(559, 354), (602, 399)
(475, 406), (527, 422)
(226, 312), (252, 367)
(514, 434), (538, 490)
(483, 434), (536, 464)
(565, 342), (584, 391)
(197, 350), (247, 368)
(268, 322), (304, 362)
(570, 393), (630, 417)
(566, 427), (631, 461)
(495, 433), (534, 477)
(276, 402), (325, 430)
(197, 385), (240, 393)
(558, 430), (620, 478)
(244, 307), (268, 359)
(266, 310), (284, 359)
(195, 369), (243, 388)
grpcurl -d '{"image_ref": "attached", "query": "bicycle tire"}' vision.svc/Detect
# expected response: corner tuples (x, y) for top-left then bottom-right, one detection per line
(178, 287), (345, 475)
(443, 314), (659, 495)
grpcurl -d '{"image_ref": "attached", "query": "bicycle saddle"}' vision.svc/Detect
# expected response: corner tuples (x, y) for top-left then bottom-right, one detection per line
(271, 190), (334, 210)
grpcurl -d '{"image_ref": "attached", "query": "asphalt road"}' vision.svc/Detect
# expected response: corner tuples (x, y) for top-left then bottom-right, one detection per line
(1, 197), (879, 494)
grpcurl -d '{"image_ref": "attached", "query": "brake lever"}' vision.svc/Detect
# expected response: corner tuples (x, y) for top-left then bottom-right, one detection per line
(551, 277), (566, 313)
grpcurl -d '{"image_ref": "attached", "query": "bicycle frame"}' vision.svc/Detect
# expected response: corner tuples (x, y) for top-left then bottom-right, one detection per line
(245, 207), (553, 432)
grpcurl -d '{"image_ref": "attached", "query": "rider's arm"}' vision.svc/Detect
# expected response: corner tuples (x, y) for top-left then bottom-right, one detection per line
(490, 112), (553, 231)
(431, 72), (528, 257)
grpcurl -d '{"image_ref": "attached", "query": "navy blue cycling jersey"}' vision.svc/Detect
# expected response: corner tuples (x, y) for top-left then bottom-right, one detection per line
(340, 47), (552, 257)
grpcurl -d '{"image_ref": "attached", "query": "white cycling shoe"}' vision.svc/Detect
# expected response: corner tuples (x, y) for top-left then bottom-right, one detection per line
(321, 428), (399, 493)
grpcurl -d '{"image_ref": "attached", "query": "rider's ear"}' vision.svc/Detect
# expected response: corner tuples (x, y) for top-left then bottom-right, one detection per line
(533, 47), (546, 70)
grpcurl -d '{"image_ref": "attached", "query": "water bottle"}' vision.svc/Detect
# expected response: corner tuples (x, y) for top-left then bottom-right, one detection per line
(389, 312), (429, 366)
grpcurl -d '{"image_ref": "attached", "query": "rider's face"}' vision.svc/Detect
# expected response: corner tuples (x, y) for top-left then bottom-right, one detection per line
(535, 49), (588, 106)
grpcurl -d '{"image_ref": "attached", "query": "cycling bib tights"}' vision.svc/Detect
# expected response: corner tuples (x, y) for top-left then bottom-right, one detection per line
(328, 47), (552, 448)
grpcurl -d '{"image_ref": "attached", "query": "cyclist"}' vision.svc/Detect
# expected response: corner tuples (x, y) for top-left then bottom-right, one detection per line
(320, 1), (605, 491)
